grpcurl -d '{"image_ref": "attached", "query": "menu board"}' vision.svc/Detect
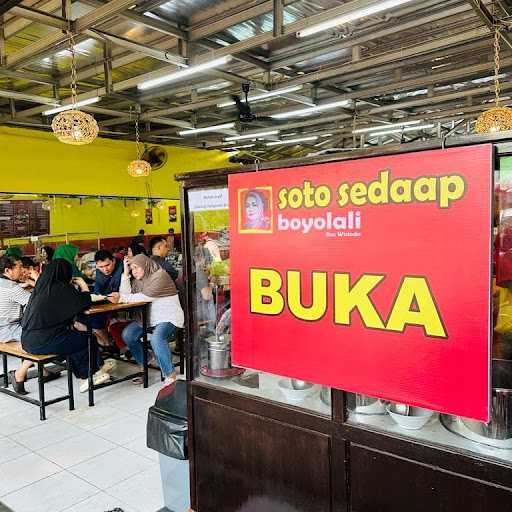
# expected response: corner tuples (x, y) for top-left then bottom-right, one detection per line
(0, 201), (49, 238)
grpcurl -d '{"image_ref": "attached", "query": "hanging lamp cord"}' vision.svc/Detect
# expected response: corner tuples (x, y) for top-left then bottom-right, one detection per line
(494, 20), (501, 107)
(67, 31), (78, 109)
(135, 116), (141, 159)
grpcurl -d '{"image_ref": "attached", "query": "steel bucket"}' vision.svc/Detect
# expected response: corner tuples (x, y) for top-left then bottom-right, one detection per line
(208, 346), (231, 370)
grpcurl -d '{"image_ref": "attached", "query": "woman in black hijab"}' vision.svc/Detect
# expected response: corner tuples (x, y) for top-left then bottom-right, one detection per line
(21, 259), (109, 389)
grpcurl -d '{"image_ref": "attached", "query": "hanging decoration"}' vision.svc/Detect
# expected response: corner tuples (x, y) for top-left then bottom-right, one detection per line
(51, 32), (99, 145)
(128, 116), (151, 177)
(475, 9), (512, 133)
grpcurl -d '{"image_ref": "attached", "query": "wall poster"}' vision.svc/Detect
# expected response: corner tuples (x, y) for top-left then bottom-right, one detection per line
(0, 200), (50, 238)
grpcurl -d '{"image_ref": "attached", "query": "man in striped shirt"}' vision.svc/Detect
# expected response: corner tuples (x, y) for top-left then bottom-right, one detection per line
(0, 255), (58, 394)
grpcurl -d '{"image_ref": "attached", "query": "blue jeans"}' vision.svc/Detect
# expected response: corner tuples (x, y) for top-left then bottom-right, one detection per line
(122, 321), (176, 377)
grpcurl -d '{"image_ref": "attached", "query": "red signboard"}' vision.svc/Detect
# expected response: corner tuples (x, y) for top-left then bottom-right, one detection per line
(229, 145), (493, 421)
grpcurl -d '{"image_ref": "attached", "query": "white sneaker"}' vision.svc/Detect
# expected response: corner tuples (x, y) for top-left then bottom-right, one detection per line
(79, 371), (111, 393)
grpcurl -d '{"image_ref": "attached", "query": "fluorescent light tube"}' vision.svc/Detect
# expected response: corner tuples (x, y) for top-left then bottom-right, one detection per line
(138, 56), (232, 90)
(297, 0), (415, 38)
(43, 97), (100, 116)
(271, 99), (350, 119)
(353, 120), (422, 134)
(227, 144), (256, 150)
(370, 123), (435, 137)
(225, 130), (279, 142)
(266, 136), (318, 146)
(217, 85), (303, 108)
(179, 123), (235, 136)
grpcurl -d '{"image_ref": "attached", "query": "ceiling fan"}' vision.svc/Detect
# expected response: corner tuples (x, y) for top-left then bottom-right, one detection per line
(230, 83), (276, 124)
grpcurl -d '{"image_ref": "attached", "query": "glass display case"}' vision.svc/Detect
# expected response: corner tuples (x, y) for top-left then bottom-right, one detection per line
(345, 156), (512, 465)
(179, 138), (512, 512)
(187, 185), (331, 416)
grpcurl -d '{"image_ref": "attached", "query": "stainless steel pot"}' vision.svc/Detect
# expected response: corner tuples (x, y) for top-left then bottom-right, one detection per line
(208, 346), (231, 370)
(346, 394), (387, 415)
(206, 334), (230, 350)
(462, 359), (512, 440)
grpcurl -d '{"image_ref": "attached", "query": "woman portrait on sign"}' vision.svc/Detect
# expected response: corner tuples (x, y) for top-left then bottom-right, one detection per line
(243, 189), (270, 230)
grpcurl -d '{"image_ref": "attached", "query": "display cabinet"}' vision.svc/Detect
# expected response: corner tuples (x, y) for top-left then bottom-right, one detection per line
(177, 133), (512, 512)
(185, 185), (331, 417)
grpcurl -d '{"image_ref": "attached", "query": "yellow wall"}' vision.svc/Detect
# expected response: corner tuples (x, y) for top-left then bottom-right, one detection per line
(0, 126), (235, 198)
(3, 197), (181, 247)
(0, 125), (237, 241)
(49, 197), (181, 237)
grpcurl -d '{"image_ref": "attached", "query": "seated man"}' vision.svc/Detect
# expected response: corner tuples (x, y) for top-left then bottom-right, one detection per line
(149, 237), (178, 282)
(0, 255), (58, 394)
(20, 257), (37, 288)
(76, 250), (124, 347)
(94, 250), (123, 296)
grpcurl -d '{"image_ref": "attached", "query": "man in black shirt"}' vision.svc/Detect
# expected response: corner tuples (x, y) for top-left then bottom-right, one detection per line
(150, 236), (178, 282)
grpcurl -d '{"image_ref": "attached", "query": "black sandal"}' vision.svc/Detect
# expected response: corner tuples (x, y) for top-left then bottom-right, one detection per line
(9, 370), (28, 395)
(43, 370), (61, 383)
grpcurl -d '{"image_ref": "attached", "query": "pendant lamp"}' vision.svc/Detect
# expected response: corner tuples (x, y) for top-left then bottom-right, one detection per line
(51, 32), (99, 145)
(475, 12), (512, 133)
(127, 116), (151, 177)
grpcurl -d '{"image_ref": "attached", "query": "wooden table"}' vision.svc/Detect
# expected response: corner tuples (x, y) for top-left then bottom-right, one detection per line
(84, 301), (150, 407)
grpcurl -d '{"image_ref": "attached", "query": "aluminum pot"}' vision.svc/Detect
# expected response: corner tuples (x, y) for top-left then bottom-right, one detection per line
(206, 334), (230, 350)
(208, 346), (231, 370)
(462, 359), (512, 440)
(346, 394), (387, 415)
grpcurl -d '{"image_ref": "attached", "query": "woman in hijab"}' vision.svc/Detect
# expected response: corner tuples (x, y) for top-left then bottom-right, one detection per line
(108, 254), (184, 387)
(21, 259), (110, 391)
(244, 190), (270, 229)
(6, 246), (23, 258)
(53, 244), (83, 278)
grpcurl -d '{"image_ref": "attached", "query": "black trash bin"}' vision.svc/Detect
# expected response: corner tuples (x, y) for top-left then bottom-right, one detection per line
(147, 380), (190, 512)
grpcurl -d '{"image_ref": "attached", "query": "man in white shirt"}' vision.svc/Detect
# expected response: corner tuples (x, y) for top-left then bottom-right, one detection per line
(0, 256), (58, 394)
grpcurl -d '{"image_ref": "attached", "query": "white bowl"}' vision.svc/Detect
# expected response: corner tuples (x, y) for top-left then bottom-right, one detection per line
(386, 404), (434, 430)
(278, 379), (316, 403)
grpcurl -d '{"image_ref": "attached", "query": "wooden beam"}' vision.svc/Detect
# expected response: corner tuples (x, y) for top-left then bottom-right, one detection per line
(273, 0), (283, 37)
(9, 5), (69, 30)
(466, 0), (512, 50)
(0, 0), (24, 16)
(5, 0), (136, 68)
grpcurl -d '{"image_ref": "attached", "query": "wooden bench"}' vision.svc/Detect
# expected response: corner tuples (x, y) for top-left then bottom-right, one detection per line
(0, 341), (74, 420)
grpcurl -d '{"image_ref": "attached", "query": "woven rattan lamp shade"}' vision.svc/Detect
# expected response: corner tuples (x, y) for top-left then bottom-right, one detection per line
(127, 159), (152, 177)
(475, 106), (512, 134)
(51, 109), (99, 145)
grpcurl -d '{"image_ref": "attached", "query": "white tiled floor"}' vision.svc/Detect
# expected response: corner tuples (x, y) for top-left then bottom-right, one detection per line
(0, 357), (190, 512)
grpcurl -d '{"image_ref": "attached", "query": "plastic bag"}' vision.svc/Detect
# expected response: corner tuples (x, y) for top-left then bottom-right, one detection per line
(147, 380), (188, 460)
